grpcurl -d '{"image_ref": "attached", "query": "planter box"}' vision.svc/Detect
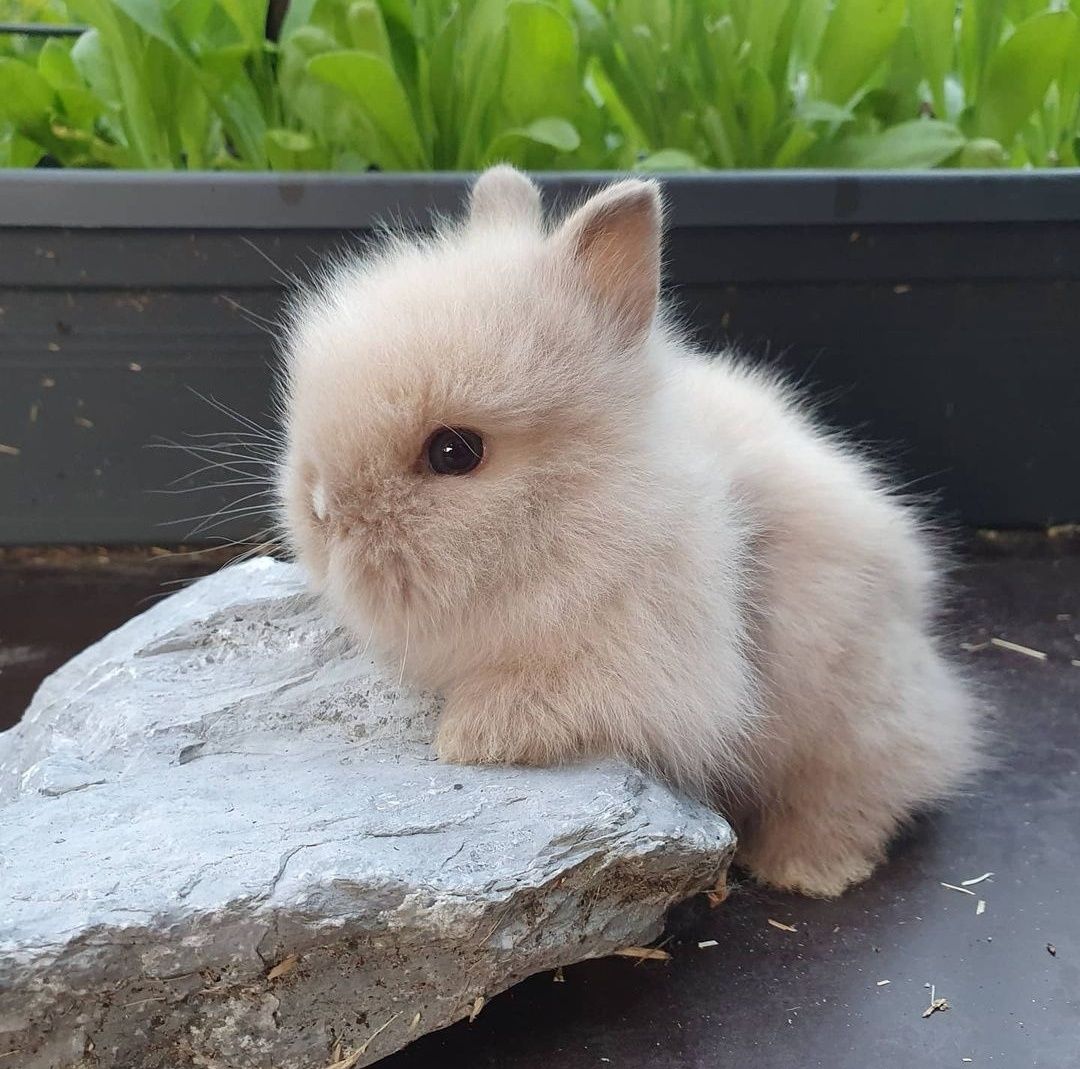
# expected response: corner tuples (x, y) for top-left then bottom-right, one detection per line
(1, 169), (1077, 544)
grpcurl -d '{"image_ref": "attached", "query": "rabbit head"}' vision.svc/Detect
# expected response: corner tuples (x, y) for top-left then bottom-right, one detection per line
(279, 166), (665, 679)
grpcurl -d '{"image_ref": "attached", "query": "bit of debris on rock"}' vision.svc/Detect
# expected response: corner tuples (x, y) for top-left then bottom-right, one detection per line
(767, 919), (798, 933)
(976, 899), (986, 916)
(326, 1012), (401, 1067)
(266, 954), (299, 981)
(697, 940), (718, 949)
(876, 980), (891, 986)
(1047, 943), (1057, 956)
(552, 967), (565, 983)
(467, 996), (485, 1022)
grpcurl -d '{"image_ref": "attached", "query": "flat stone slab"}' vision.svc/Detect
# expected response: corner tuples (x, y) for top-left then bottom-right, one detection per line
(0, 559), (734, 1068)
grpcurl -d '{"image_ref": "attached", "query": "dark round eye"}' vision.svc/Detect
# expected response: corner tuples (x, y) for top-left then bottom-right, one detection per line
(425, 427), (484, 475)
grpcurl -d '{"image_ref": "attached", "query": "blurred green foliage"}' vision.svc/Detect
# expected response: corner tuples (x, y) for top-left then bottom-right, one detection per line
(2, 0), (1079, 170)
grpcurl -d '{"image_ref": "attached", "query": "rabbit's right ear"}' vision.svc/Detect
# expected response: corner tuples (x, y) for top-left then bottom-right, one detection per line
(469, 165), (543, 229)
(553, 179), (662, 347)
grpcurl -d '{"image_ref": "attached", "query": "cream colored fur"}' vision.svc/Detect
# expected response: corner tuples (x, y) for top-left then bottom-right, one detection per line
(278, 165), (979, 898)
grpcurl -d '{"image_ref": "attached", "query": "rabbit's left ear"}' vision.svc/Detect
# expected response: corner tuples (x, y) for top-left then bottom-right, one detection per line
(469, 165), (542, 229)
(554, 179), (662, 346)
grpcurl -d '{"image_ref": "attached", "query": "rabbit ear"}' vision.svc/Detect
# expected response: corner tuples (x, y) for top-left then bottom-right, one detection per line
(469, 165), (542, 228)
(554, 179), (662, 345)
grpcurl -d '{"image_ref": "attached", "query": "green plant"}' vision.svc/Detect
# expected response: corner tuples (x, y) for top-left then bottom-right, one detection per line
(2, 0), (1079, 171)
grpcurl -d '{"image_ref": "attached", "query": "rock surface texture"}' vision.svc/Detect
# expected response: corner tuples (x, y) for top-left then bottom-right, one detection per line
(0, 559), (735, 1068)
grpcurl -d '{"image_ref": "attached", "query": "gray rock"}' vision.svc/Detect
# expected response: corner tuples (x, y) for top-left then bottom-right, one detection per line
(0, 559), (735, 1069)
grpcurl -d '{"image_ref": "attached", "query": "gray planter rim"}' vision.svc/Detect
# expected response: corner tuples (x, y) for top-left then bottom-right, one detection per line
(2, 168), (1078, 230)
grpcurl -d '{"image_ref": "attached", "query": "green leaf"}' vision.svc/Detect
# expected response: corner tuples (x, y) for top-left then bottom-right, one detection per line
(960, 0), (1006, 100)
(428, 3), (461, 162)
(266, 127), (314, 152)
(635, 148), (704, 171)
(742, 66), (776, 166)
(482, 115), (579, 166)
(824, 118), (965, 168)
(70, 28), (121, 109)
(37, 38), (82, 91)
(280, 0), (318, 41)
(771, 121), (818, 167)
(956, 137), (1007, 167)
(307, 49), (425, 168)
(791, 0), (829, 69)
(101, 0), (189, 57)
(909, 0), (955, 118)
(0, 128), (46, 168)
(454, 0), (510, 167)
(701, 104), (736, 168)
(264, 125), (330, 169)
(0, 57), (55, 129)
(584, 54), (648, 164)
(502, 1), (579, 126)
(815, 0), (906, 105)
(974, 11), (1077, 146)
(57, 85), (103, 131)
(219, 0), (268, 49)
(66, 2), (174, 167)
(798, 99), (854, 125)
(745, 0), (791, 71)
(346, 0), (392, 60)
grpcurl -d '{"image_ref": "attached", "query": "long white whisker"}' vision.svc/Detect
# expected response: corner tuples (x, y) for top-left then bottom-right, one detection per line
(186, 387), (279, 439)
(218, 294), (280, 335)
(153, 478), (271, 495)
(398, 614), (410, 688)
(241, 235), (304, 288)
(360, 613), (378, 658)
(182, 429), (281, 445)
(165, 503), (277, 537)
(150, 441), (278, 468)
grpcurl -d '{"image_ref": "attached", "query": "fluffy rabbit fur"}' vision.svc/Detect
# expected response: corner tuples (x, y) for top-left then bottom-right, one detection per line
(279, 166), (979, 898)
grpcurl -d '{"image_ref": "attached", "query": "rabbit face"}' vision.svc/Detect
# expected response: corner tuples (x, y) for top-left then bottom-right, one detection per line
(280, 169), (663, 657)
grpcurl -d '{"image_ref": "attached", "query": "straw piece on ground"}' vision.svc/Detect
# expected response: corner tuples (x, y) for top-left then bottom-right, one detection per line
(922, 985), (950, 1018)
(613, 946), (671, 961)
(990, 637), (1047, 661)
(941, 882), (977, 896)
(961, 872), (994, 886)
(706, 877), (729, 908)
(697, 940), (718, 949)
(767, 919), (798, 932)
(976, 899), (986, 916)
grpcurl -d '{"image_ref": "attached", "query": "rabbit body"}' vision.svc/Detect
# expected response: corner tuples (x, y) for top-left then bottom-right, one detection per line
(280, 167), (978, 897)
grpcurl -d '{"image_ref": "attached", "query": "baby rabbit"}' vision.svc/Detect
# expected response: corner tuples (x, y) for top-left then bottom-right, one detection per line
(279, 166), (979, 898)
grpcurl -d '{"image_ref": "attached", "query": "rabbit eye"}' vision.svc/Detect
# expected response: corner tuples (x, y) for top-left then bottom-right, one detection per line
(425, 428), (484, 476)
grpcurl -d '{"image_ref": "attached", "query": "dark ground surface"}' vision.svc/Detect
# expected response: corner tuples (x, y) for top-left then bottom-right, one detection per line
(1, 541), (1077, 1069)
